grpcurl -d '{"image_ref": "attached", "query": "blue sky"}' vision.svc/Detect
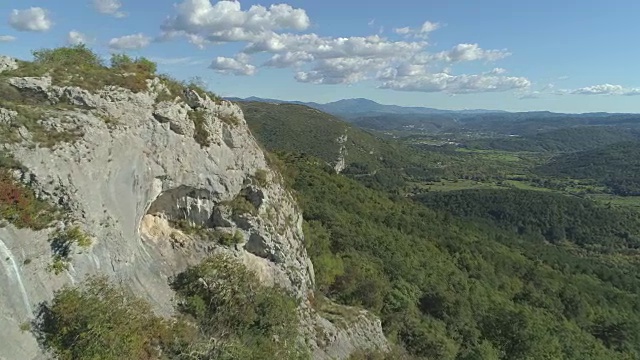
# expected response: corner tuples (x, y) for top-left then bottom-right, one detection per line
(1, 0), (639, 113)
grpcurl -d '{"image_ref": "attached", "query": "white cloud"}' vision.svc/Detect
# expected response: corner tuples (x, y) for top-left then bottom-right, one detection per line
(93, 0), (127, 17)
(67, 31), (90, 45)
(9, 7), (53, 32)
(570, 84), (640, 96)
(379, 72), (531, 94)
(161, 0), (310, 45)
(296, 57), (389, 84)
(571, 84), (623, 95)
(108, 33), (151, 50)
(264, 51), (314, 68)
(393, 27), (411, 35)
(393, 21), (440, 38)
(210, 54), (256, 75)
(0, 35), (16, 42)
(432, 43), (510, 63)
(159, 1), (526, 94)
(245, 33), (424, 60)
(486, 67), (507, 75)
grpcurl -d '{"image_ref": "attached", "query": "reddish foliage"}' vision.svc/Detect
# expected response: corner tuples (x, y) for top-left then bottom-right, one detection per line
(0, 171), (36, 227)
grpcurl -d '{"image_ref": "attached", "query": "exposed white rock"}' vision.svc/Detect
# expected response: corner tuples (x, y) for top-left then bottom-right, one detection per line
(334, 133), (348, 173)
(0, 71), (388, 359)
(0, 56), (17, 73)
(8, 76), (52, 94)
(0, 107), (17, 125)
(152, 100), (194, 137)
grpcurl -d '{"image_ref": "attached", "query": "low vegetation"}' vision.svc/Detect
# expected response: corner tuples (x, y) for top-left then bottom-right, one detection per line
(224, 191), (258, 216)
(0, 46), (226, 148)
(32, 276), (187, 360)
(187, 109), (212, 147)
(170, 254), (308, 359)
(0, 154), (59, 230)
(252, 169), (269, 187)
(47, 226), (92, 275)
(32, 255), (308, 359)
(171, 219), (244, 246)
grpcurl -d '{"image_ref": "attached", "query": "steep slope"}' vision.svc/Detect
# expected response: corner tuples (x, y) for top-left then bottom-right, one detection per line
(0, 50), (387, 359)
(239, 101), (408, 174)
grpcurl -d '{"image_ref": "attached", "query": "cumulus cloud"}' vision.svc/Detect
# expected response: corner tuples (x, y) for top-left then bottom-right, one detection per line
(210, 54), (256, 75)
(393, 21), (440, 38)
(161, 0), (310, 45)
(9, 7), (53, 32)
(0, 35), (16, 42)
(108, 33), (151, 50)
(379, 72), (531, 94)
(67, 31), (91, 45)
(570, 84), (623, 95)
(569, 84), (640, 96)
(160, 1), (526, 94)
(431, 43), (510, 63)
(486, 67), (507, 75)
(264, 51), (314, 68)
(296, 57), (389, 84)
(93, 0), (127, 17)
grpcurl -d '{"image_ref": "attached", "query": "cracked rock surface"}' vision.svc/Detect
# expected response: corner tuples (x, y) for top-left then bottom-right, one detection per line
(0, 60), (388, 359)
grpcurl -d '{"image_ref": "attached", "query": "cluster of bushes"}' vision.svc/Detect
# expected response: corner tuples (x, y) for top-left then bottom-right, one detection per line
(32, 254), (308, 359)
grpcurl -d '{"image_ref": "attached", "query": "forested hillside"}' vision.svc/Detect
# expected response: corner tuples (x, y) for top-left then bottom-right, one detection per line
(279, 153), (640, 359)
(466, 127), (640, 153)
(537, 141), (640, 195)
(232, 96), (640, 359)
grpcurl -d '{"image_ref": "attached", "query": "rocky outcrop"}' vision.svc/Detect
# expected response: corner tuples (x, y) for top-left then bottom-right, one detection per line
(0, 55), (17, 73)
(0, 61), (388, 359)
(334, 133), (348, 173)
(0, 107), (17, 124)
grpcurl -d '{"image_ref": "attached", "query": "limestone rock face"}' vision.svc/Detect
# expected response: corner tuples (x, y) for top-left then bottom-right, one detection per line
(0, 107), (17, 125)
(0, 70), (388, 359)
(0, 56), (17, 73)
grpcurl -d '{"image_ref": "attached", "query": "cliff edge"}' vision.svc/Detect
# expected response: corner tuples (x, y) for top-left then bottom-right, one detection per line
(0, 51), (387, 359)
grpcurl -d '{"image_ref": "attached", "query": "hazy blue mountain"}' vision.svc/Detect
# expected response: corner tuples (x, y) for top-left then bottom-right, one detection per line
(225, 96), (506, 116)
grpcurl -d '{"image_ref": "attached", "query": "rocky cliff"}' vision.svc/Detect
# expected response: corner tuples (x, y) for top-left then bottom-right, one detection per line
(0, 55), (387, 359)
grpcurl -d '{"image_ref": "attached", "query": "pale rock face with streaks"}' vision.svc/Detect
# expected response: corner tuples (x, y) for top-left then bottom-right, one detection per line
(0, 57), (388, 359)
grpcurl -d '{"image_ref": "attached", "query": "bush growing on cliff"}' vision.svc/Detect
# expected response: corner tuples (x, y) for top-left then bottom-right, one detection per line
(0, 155), (59, 230)
(171, 254), (309, 359)
(32, 255), (309, 359)
(32, 276), (184, 360)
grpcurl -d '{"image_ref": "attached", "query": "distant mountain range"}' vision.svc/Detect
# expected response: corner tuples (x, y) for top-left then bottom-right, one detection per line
(226, 96), (640, 136)
(224, 96), (508, 117)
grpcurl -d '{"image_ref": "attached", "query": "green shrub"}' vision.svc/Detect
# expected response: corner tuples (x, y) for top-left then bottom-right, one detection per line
(188, 109), (211, 147)
(219, 112), (241, 126)
(32, 276), (186, 360)
(171, 254), (309, 359)
(47, 226), (92, 273)
(225, 193), (257, 216)
(253, 169), (269, 187)
(218, 230), (245, 246)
